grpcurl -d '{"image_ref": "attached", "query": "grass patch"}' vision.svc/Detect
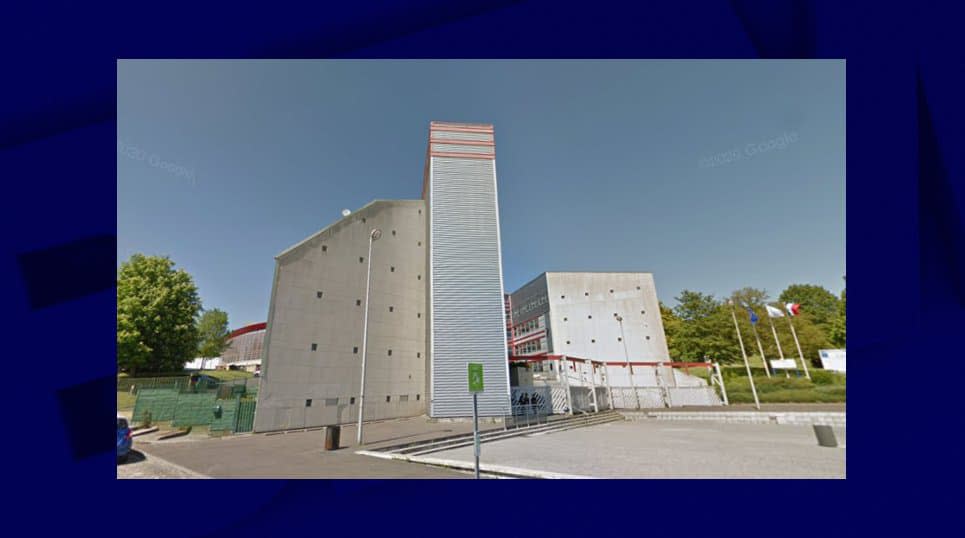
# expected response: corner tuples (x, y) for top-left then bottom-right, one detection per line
(197, 369), (253, 381)
(722, 373), (845, 403)
(117, 391), (136, 411)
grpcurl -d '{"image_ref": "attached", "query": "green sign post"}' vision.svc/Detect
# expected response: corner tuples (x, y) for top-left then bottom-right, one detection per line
(468, 362), (484, 478)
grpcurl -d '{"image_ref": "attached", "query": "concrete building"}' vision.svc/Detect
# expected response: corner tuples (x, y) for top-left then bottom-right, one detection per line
(506, 272), (723, 411)
(220, 322), (267, 372)
(254, 122), (510, 432)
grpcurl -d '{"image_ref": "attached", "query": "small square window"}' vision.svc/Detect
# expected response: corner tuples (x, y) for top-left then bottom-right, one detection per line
(389, 306), (394, 312)
(636, 286), (641, 290)
(390, 266), (395, 272)
(417, 313), (421, 318)
(418, 209), (422, 215)
(322, 245), (328, 252)
(641, 310), (645, 315)
(356, 299), (362, 306)
(418, 241), (422, 246)
(646, 336), (651, 340)
(350, 397), (356, 405)
(610, 289), (614, 293)
(362, 218), (366, 223)
(325, 398), (338, 406)
(591, 339), (596, 343)
(417, 275), (421, 280)
(563, 317), (568, 322)
(584, 292), (589, 296)
(353, 346), (359, 354)
(588, 315), (592, 319)
(387, 349), (392, 356)
(386, 396), (391, 403)
(566, 340), (571, 345)
(316, 291), (323, 298)
(416, 394), (421, 401)
(305, 399), (312, 407)
(561, 295), (565, 299)
(618, 337), (623, 342)
(417, 352), (421, 358)
(311, 343), (317, 351)
(392, 230), (397, 236)
(359, 257), (364, 263)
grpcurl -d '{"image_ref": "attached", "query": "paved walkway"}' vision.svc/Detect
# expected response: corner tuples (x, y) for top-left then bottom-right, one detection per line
(430, 419), (845, 478)
(117, 450), (207, 479)
(131, 417), (493, 478)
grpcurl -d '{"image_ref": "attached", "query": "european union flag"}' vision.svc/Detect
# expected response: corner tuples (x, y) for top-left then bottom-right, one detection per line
(742, 303), (759, 325)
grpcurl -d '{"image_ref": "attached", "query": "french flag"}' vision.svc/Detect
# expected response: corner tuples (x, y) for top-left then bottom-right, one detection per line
(785, 303), (801, 316)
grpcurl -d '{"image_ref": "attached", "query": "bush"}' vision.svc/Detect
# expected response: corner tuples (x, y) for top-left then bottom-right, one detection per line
(809, 369), (846, 385)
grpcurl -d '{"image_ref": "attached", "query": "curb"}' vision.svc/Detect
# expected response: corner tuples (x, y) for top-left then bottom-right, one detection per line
(357, 449), (593, 479)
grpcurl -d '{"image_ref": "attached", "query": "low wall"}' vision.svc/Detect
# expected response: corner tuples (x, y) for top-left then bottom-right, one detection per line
(623, 410), (845, 427)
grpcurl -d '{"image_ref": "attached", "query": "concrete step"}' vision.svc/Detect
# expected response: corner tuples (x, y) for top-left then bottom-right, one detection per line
(394, 412), (624, 456)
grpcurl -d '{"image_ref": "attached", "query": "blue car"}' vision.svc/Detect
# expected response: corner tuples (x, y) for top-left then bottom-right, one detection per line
(117, 415), (133, 462)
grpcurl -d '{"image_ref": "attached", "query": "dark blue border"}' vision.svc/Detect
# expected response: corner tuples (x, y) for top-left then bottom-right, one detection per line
(3, 1), (963, 536)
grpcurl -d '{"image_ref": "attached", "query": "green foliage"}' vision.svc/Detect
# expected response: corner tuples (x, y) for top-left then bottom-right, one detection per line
(829, 287), (846, 347)
(778, 283), (840, 330)
(723, 372), (846, 403)
(730, 287), (770, 308)
(667, 291), (744, 364)
(197, 308), (230, 365)
(673, 290), (719, 321)
(117, 254), (201, 376)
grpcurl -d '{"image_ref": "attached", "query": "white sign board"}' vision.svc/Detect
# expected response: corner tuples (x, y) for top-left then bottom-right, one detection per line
(819, 349), (846, 372)
(769, 359), (797, 370)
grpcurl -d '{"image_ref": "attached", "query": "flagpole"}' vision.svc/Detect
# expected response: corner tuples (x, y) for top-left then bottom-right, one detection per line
(786, 316), (811, 380)
(729, 301), (760, 409)
(767, 313), (790, 378)
(749, 318), (772, 378)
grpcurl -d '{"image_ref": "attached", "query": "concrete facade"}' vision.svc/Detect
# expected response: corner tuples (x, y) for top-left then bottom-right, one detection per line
(254, 200), (427, 432)
(508, 272), (677, 388)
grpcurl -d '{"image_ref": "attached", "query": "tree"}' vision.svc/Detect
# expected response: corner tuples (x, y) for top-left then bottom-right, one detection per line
(673, 290), (719, 321)
(730, 287), (770, 308)
(667, 291), (743, 364)
(778, 284), (840, 330)
(117, 254), (201, 375)
(660, 302), (682, 359)
(197, 308), (230, 370)
(829, 287), (846, 347)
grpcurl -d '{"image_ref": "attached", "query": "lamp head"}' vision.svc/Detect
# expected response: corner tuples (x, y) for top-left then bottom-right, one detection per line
(371, 229), (382, 240)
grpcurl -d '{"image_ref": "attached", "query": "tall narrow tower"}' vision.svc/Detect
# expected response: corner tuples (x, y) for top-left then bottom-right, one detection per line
(424, 121), (510, 417)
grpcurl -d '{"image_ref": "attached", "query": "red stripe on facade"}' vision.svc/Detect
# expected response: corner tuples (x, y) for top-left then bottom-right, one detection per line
(429, 138), (495, 147)
(228, 322), (267, 339)
(430, 151), (495, 159)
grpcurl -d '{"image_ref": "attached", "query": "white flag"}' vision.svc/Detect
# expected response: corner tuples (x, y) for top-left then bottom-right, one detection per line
(765, 304), (785, 318)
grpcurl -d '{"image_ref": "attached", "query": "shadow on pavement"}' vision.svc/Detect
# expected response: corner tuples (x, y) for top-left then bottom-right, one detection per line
(118, 450), (146, 465)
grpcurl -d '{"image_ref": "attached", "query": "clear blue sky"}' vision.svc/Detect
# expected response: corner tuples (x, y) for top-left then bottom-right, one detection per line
(118, 60), (845, 328)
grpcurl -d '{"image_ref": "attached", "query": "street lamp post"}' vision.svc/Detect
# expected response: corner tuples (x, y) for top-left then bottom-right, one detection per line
(356, 228), (381, 445)
(615, 315), (641, 410)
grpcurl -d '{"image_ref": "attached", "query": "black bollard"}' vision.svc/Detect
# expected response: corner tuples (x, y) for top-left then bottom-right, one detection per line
(324, 425), (341, 450)
(813, 424), (838, 447)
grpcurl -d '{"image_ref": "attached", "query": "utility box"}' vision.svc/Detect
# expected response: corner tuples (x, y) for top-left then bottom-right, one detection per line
(324, 425), (341, 451)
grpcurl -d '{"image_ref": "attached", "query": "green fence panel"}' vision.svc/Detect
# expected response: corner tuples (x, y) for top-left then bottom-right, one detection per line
(118, 376), (188, 392)
(132, 388), (179, 423)
(235, 400), (256, 433)
(171, 393), (219, 427)
(210, 397), (241, 432)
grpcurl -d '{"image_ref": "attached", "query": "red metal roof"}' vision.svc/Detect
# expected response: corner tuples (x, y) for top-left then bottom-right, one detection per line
(227, 322), (267, 340)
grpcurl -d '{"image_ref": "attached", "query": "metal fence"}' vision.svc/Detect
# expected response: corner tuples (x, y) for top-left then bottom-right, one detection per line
(130, 377), (259, 434)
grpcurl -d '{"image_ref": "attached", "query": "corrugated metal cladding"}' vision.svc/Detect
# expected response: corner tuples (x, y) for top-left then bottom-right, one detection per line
(428, 122), (510, 417)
